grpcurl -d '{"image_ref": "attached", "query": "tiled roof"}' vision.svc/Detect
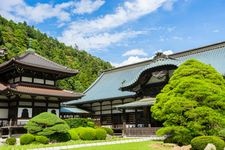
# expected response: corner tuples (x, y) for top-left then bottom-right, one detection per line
(121, 58), (181, 88)
(60, 107), (89, 113)
(0, 51), (78, 74)
(114, 97), (155, 109)
(8, 84), (83, 100)
(67, 41), (225, 105)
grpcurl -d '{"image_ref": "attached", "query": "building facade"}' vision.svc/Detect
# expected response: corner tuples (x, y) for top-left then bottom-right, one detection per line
(66, 41), (225, 130)
(0, 50), (82, 127)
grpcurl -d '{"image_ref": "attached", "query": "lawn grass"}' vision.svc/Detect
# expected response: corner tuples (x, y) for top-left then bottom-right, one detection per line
(68, 141), (174, 150)
(0, 137), (136, 150)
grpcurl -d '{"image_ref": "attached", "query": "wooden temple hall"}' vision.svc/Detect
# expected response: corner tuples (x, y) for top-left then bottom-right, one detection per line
(65, 41), (225, 136)
(0, 49), (83, 129)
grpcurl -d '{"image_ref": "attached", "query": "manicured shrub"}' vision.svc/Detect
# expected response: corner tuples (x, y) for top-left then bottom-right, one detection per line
(65, 118), (95, 128)
(101, 127), (114, 135)
(6, 137), (16, 145)
(35, 135), (49, 144)
(95, 128), (107, 140)
(218, 129), (225, 140)
(20, 133), (35, 145)
(191, 136), (225, 150)
(25, 112), (70, 137)
(87, 121), (95, 128)
(75, 127), (96, 140)
(68, 129), (80, 140)
(49, 132), (71, 142)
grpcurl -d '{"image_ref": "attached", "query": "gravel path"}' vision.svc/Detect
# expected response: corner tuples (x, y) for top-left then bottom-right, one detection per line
(31, 136), (164, 150)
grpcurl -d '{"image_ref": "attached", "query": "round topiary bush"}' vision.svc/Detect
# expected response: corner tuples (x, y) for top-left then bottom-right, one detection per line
(6, 137), (16, 145)
(191, 136), (225, 150)
(35, 135), (49, 144)
(76, 127), (96, 140)
(20, 133), (35, 145)
(95, 128), (107, 140)
(68, 129), (80, 140)
(101, 127), (113, 135)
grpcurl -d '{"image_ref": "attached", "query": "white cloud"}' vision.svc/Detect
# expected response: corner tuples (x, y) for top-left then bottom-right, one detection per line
(111, 56), (149, 67)
(111, 49), (174, 67)
(0, 0), (74, 23)
(172, 36), (183, 40)
(73, 0), (105, 14)
(58, 0), (174, 50)
(163, 0), (176, 11)
(212, 29), (219, 33)
(123, 49), (148, 57)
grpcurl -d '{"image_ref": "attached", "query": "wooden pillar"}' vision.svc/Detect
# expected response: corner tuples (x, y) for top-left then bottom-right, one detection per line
(135, 108), (137, 127)
(110, 101), (113, 126)
(31, 96), (35, 117)
(121, 99), (126, 136)
(100, 102), (102, 125)
(8, 127), (12, 138)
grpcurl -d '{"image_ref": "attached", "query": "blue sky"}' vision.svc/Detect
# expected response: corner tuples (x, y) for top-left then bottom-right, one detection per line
(1, 0), (225, 66)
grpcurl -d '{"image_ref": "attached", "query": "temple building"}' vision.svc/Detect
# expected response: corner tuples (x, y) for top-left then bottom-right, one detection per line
(65, 41), (225, 135)
(0, 50), (82, 127)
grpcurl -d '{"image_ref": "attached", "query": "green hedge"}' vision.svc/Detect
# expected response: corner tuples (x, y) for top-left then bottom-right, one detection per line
(35, 136), (49, 144)
(20, 134), (35, 145)
(49, 132), (71, 142)
(75, 127), (96, 140)
(95, 128), (107, 140)
(65, 118), (95, 128)
(191, 136), (225, 150)
(218, 129), (225, 140)
(6, 137), (16, 145)
(101, 127), (114, 135)
(68, 129), (80, 140)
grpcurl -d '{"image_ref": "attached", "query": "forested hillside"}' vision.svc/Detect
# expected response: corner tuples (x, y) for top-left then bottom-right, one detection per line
(0, 16), (112, 92)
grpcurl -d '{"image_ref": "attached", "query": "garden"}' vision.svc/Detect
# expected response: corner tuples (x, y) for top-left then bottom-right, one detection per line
(0, 112), (115, 149)
(2, 59), (225, 150)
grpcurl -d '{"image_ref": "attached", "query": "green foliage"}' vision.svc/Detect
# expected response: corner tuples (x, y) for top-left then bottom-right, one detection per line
(49, 133), (71, 143)
(101, 127), (114, 135)
(151, 59), (225, 145)
(75, 127), (96, 140)
(6, 137), (16, 145)
(20, 133), (35, 145)
(35, 136), (49, 144)
(65, 118), (95, 128)
(218, 129), (225, 140)
(95, 128), (107, 140)
(191, 136), (225, 150)
(87, 121), (95, 128)
(68, 129), (80, 141)
(25, 112), (70, 137)
(0, 15), (112, 92)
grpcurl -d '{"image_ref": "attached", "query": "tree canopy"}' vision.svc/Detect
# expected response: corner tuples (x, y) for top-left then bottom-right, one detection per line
(0, 15), (112, 92)
(151, 59), (225, 145)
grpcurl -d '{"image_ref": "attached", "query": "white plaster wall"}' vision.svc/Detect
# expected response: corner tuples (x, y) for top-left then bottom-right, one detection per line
(46, 80), (54, 85)
(0, 109), (8, 118)
(18, 107), (32, 118)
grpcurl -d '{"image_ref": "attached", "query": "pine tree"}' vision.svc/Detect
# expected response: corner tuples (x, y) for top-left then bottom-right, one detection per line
(151, 59), (225, 145)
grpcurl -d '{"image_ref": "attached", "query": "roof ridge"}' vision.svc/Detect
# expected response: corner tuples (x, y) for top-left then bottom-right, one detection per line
(170, 41), (225, 58)
(102, 41), (225, 73)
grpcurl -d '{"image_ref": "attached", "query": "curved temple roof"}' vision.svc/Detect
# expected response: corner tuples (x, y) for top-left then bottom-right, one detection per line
(67, 41), (225, 105)
(0, 51), (78, 76)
